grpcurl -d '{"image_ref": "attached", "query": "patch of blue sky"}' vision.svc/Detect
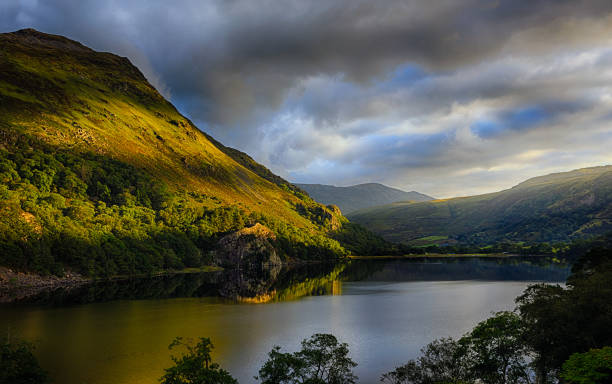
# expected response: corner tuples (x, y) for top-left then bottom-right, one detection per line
(505, 106), (550, 129)
(471, 106), (552, 139)
(375, 63), (430, 92)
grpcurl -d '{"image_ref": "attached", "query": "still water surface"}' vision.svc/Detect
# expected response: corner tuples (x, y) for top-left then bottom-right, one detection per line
(0, 257), (569, 384)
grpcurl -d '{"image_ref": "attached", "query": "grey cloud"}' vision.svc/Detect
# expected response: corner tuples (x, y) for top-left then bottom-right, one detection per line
(1, 0), (612, 196)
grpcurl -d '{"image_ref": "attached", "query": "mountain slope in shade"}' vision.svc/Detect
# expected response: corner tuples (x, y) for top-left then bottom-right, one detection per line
(349, 166), (612, 245)
(0, 29), (351, 275)
(295, 183), (434, 214)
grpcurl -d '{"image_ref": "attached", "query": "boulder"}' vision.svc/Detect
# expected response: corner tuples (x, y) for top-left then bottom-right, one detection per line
(215, 223), (281, 267)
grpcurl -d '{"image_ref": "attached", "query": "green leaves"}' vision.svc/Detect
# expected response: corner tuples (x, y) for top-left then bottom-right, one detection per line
(561, 347), (612, 384)
(257, 333), (358, 384)
(457, 312), (532, 384)
(160, 337), (237, 384)
(381, 338), (467, 384)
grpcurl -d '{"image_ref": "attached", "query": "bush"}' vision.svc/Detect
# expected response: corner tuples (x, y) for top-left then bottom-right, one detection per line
(561, 347), (612, 384)
(160, 337), (237, 384)
(0, 338), (49, 384)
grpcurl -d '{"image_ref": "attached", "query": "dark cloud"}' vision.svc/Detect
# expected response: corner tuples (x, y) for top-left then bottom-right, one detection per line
(1, 0), (612, 196)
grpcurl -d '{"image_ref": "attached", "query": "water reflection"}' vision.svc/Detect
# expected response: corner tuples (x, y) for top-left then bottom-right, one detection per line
(11, 256), (569, 306)
(342, 256), (570, 282)
(0, 257), (571, 384)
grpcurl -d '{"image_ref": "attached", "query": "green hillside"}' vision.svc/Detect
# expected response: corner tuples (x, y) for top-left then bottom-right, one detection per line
(0, 29), (359, 276)
(349, 166), (612, 245)
(295, 183), (433, 214)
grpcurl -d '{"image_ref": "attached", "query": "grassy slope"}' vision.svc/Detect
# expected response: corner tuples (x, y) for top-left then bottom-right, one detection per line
(349, 166), (612, 245)
(0, 29), (333, 225)
(295, 183), (434, 214)
(0, 29), (347, 267)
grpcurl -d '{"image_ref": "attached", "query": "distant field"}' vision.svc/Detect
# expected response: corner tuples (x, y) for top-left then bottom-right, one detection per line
(409, 235), (449, 247)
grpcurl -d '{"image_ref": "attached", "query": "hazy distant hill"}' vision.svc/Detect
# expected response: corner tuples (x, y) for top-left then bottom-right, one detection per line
(295, 183), (433, 214)
(349, 166), (612, 245)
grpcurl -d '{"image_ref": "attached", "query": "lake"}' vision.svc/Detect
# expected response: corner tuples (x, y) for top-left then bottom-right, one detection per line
(0, 257), (569, 384)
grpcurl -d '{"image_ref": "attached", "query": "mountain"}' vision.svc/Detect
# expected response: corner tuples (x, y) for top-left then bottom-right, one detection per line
(349, 166), (612, 245)
(295, 183), (433, 214)
(0, 29), (360, 276)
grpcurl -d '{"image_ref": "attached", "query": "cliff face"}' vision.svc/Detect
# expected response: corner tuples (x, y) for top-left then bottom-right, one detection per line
(215, 223), (281, 267)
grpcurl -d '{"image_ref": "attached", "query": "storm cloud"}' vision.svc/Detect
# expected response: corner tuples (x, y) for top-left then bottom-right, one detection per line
(2, 0), (612, 197)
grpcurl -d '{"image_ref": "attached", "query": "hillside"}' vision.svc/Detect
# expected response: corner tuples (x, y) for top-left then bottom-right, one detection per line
(0, 29), (357, 276)
(349, 166), (612, 245)
(295, 183), (433, 214)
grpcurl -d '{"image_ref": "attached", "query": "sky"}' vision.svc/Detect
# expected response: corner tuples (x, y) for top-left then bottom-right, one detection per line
(2, 0), (612, 198)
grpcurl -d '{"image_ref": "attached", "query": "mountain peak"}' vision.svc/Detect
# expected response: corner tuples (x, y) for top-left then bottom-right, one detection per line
(295, 183), (433, 214)
(7, 28), (93, 53)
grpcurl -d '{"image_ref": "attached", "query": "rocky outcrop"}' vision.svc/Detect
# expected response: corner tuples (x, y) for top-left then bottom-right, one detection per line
(0, 267), (87, 303)
(215, 223), (282, 267)
(326, 204), (343, 231)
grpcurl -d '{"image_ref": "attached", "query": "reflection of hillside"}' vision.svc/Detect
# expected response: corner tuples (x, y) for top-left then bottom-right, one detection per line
(14, 262), (347, 305)
(261, 263), (346, 302)
(339, 257), (570, 282)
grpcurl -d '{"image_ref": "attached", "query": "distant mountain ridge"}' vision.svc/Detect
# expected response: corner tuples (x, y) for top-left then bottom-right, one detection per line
(349, 166), (612, 245)
(295, 183), (434, 214)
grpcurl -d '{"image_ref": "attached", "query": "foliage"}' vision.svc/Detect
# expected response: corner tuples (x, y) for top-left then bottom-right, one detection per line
(0, 132), (356, 276)
(380, 338), (467, 384)
(257, 333), (358, 384)
(160, 337), (237, 384)
(516, 239), (612, 381)
(457, 311), (532, 384)
(561, 347), (612, 384)
(0, 338), (49, 384)
(382, 312), (532, 384)
(332, 222), (410, 256)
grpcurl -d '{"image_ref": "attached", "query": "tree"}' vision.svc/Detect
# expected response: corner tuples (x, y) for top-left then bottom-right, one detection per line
(457, 311), (533, 384)
(382, 313), (533, 384)
(0, 338), (49, 384)
(516, 261), (612, 382)
(560, 347), (612, 384)
(257, 333), (358, 384)
(380, 338), (467, 384)
(160, 337), (237, 384)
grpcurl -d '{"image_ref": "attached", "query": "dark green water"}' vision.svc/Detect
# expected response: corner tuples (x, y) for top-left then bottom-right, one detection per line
(0, 257), (569, 383)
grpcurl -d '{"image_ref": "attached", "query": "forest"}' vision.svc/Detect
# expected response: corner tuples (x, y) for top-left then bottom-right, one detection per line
(0, 133), (355, 277)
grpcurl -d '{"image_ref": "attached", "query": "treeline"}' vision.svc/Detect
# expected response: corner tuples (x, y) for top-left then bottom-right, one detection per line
(409, 233), (612, 259)
(0, 134), (360, 277)
(383, 233), (612, 384)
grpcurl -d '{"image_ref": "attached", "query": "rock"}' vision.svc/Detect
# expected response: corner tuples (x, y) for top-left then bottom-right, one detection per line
(215, 223), (281, 267)
(326, 204), (343, 230)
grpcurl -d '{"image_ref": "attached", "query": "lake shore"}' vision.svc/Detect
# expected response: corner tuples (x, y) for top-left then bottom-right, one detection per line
(348, 253), (533, 259)
(0, 267), (88, 304)
(0, 266), (225, 304)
